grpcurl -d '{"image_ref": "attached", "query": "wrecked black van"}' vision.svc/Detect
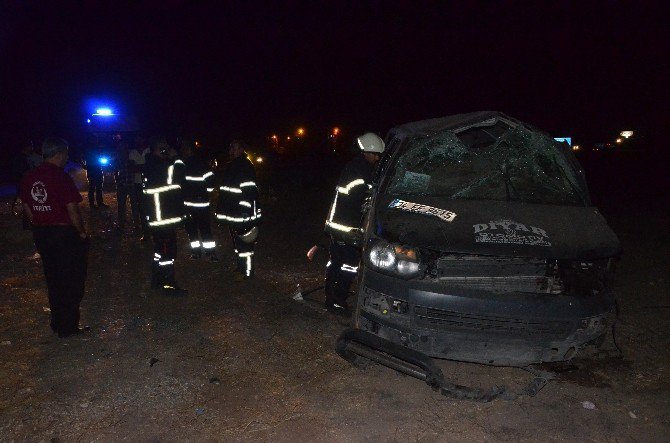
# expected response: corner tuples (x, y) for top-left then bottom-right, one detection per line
(337, 112), (621, 399)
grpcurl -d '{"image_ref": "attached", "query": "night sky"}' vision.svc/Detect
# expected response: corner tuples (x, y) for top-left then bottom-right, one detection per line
(0, 1), (666, 148)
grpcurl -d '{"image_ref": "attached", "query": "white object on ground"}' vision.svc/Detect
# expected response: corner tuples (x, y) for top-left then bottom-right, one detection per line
(582, 401), (596, 410)
(292, 285), (304, 301)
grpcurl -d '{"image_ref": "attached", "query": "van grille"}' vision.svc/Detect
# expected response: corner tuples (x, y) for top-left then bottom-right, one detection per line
(435, 255), (562, 294)
(414, 306), (572, 339)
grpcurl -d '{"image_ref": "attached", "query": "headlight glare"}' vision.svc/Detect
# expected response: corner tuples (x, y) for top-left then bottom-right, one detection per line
(397, 260), (420, 275)
(369, 243), (397, 269)
(368, 240), (421, 278)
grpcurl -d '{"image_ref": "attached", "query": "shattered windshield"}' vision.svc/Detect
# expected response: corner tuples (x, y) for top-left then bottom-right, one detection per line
(384, 120), (589, 206)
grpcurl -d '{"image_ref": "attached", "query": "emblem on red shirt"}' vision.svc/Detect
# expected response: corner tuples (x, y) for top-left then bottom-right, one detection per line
(30, 181), (47, 204)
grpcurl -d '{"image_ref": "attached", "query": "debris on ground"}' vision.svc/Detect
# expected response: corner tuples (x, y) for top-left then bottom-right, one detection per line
(582, 400), (597, 410)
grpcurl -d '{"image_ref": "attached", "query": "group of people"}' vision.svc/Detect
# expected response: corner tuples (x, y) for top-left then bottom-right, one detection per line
(19, 136), (261, 337)
(18, 130), (384, 337)
(139, 138), (261, 296)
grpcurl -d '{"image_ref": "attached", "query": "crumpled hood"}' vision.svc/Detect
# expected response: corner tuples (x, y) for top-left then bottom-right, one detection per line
(374, 196), (621, 260)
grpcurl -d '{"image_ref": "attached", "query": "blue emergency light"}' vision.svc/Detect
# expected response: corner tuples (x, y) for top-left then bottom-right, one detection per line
(98, 156), (110, 166)
(93, 108), (114, 116)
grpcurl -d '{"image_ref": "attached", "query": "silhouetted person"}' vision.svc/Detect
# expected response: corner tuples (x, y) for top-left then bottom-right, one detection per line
(180, 139), (217, 260)
(11, 141), (38, 216)
(142, 139), (188, 296)
(85, 138), (107, 208)
(216, 140), (261, 279)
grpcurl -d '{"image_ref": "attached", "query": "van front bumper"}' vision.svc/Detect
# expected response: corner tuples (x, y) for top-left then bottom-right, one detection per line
(354, 270), (615, 366)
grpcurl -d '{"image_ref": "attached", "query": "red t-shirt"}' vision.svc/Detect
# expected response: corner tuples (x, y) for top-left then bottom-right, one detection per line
(20, 162), (83, 226)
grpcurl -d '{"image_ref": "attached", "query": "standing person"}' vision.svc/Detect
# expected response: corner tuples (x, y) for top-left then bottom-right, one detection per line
(20, 137), (89, 337)
(85, 139), (108, 208)
(12, 141), (43, 260)
(129, 135), (151, 238)
(114, 140), (133, 232)
(180, 139), (218, 261)
(11, 141), (35, 215)
(142, 139), (188, 295)
(216, 140), (261, 280)
(309, 133), (385, 315)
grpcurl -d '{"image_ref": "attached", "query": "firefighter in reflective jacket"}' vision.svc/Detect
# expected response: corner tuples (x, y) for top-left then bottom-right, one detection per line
(216, 140), (261, 279)
(180, 139), (218, 261)
(319, 132), (385, 314)
(143, 139), (188, 296)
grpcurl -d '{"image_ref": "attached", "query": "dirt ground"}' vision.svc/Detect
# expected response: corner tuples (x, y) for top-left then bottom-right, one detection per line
(0, 166), (668, 442)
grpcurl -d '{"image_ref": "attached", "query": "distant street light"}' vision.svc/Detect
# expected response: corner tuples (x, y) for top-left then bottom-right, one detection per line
(616, 138), (623, 144)
(332, 127), (340, 136)
(296, 127), (305, 137)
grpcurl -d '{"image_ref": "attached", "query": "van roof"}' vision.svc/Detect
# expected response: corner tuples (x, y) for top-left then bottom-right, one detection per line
(386, 111), (529, 141)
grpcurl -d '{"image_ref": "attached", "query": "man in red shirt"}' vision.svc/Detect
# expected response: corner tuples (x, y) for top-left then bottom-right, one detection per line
(20, 137), (90, 338)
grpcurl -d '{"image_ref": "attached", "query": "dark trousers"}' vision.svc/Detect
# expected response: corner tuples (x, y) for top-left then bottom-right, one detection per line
(88, 175), (104, 206)
(33, 226), (89, 334)
(229, 227), (255, 277)
(11, 183), (30, 229)
(325, 240), (360, 306)
(152, 229), (177, 286)
(11, 183), (20, 213)
(185, 207), (214, 251)
(117, 183), (142, 230)
(133, 184), (148, 234)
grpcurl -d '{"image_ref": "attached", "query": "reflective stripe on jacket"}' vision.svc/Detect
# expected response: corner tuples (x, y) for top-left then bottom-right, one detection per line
(142, 155), (185, 229)
(325, 155), (374, 240)
(216, 155), (261, 226)
(182, 155), (214, 208)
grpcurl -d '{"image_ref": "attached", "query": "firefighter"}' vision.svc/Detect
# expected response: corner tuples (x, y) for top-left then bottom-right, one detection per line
(142, 139), (188, 295)
(216, 140), (261, 280)
(314, 132), (385, 315)
(180, 139), (218, 261)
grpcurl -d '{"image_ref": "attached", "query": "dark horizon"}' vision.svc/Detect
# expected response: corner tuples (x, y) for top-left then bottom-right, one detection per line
(1, 1), (667, 149)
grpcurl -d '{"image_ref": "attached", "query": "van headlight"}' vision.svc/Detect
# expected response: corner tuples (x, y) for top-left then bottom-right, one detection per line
(367, 240), (421, 278)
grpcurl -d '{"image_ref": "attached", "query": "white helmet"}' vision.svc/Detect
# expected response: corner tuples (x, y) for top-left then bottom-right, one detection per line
(357, 133), (385, 153)
(239, 226), (259, 244)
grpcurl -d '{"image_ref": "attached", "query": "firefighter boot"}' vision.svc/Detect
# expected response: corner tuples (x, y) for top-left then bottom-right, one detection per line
(150, 263), (161, 289)
(160, 267), (188, 296)
(162, 282), (188, 297)
(324, 281), (350, 316)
